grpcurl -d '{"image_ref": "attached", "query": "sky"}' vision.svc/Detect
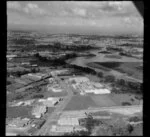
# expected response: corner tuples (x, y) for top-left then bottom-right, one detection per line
(7, 1), (143, 35)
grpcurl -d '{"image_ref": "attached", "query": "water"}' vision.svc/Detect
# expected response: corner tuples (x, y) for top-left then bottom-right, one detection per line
(66, 49), (143, 82)
(66, 49), (142, 68)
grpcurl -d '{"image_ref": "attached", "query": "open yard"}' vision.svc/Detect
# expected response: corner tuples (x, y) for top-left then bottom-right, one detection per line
(64, 95), (97, 110)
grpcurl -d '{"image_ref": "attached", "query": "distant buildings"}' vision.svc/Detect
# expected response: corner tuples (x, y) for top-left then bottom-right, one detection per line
(69, 76), (111, 95)
(38, 97), (60, 107)
(6, 55), (17, 60)
(47, 78), (62, 92)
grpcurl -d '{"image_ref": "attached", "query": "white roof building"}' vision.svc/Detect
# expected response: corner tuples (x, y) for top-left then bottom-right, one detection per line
(69, 77), (89, 83)
(32, 105), (47, 118)
(58, 118), (79, 126)
(38, 97), (60, 107)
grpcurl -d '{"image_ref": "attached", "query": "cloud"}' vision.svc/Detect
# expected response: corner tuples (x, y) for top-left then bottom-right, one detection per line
(72, 8), (87, 16)
(7, 1), (21, 9)
(123, 17), (132, 24)
(23, 3), (46, 15)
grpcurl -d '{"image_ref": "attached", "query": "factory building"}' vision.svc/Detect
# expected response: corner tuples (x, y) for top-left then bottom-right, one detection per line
(69, 76), (111, 94)
(32, 105), (47, 118)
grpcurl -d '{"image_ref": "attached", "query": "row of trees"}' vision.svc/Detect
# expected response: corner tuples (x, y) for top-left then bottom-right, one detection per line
(36, 42), (98, 52)
(7, 67), (40, 77)
(34, 52), (77, 66)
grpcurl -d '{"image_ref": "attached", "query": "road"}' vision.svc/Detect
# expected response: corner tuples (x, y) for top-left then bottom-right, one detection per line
(62, 104), (143, 116)
(34, 74), (74, 135)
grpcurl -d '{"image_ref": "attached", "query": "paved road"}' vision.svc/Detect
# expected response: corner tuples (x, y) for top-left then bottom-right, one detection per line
(34, 74), (74, 135)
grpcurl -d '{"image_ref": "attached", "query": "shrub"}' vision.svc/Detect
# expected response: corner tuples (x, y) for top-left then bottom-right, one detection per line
(116, 79), (126, 86)
(122, 102), (131, 106)
(97, 72), (103, 78)
(129, 116), (142, 122)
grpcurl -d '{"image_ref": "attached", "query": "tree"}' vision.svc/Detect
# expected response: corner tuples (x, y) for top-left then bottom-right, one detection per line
(127, 124), (134, 133)
(111, 87), (120, 94)
(116, 79), (126, 86)
(121, 102), (131, 106)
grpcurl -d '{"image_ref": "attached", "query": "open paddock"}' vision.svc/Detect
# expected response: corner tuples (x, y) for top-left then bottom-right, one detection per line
(91, 93), (140, 107)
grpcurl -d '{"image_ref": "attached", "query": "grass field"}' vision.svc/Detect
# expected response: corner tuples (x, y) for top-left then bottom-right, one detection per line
(89, 62), (143, 80)
(91, 93), (140, 107)
(64, 95), (97, 110)
(6, 106), (34, 119)
(98, 62), (143, 80)
(91, 94), (116, 107)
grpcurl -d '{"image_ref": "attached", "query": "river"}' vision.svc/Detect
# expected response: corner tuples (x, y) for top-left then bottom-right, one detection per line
(66, 49), (143, 82)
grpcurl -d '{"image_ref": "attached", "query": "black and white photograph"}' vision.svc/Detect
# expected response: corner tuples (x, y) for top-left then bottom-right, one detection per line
(6, 1), (143, 136)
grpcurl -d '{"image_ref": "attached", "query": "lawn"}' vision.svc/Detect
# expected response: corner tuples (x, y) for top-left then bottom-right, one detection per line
(64, 95), (97, 110)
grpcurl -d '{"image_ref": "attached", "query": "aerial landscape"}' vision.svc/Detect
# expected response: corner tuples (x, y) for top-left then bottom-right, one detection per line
(6, 1), (143, 136)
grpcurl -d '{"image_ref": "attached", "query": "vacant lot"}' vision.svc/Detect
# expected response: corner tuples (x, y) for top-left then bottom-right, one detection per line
(64, 95), (97, 110)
